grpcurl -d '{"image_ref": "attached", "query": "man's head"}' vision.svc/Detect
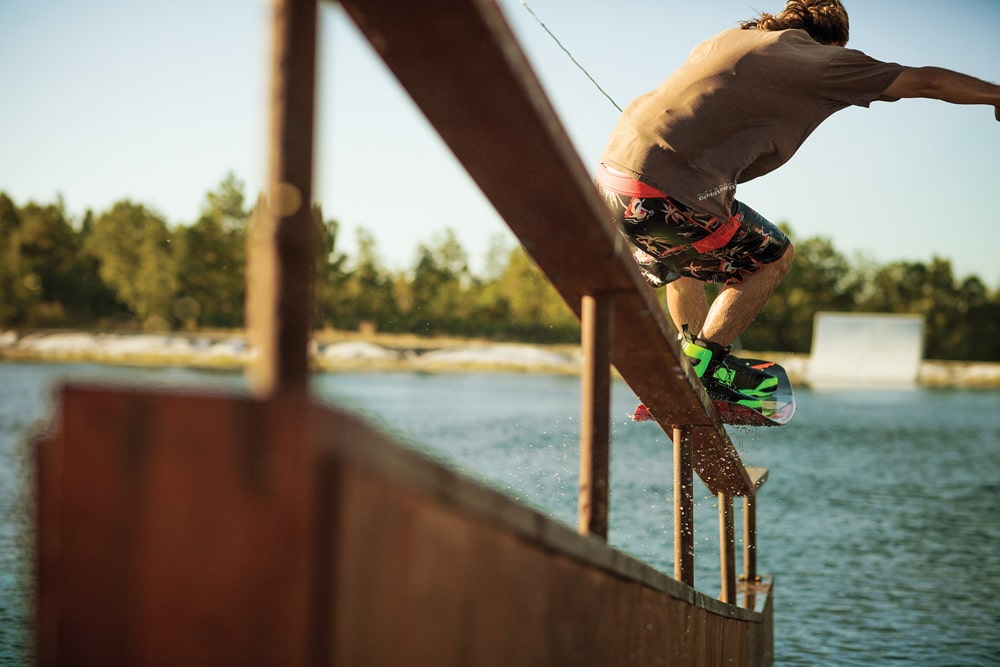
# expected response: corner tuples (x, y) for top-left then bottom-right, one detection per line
(740, 0), (850, 46)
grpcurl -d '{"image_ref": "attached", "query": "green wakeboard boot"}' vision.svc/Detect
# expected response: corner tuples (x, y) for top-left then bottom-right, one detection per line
(680, 326), (765, 409)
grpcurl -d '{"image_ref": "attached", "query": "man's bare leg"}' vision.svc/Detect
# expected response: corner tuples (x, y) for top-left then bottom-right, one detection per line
(700, 245), (795, 347)
(666, 277), (708, 335)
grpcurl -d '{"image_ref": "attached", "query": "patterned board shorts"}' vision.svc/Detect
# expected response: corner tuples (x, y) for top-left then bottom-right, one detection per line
(596, 171), (790, 286)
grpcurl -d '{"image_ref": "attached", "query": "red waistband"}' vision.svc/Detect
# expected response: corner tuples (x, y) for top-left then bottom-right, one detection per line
(595, 164), (667, 198)
(691, 215), (741, 253)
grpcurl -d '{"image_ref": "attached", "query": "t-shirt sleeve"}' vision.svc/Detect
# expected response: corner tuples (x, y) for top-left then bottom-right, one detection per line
(820, 49), (906, 107)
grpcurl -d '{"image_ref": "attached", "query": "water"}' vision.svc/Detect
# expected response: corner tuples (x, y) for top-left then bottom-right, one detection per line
(2, 362), (999, 665)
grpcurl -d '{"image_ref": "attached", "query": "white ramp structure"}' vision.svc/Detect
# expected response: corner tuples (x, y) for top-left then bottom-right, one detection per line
(808, 312), (925, 388)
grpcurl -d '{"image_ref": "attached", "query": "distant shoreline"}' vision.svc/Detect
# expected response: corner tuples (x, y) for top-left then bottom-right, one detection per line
(2, 329), (999, 388)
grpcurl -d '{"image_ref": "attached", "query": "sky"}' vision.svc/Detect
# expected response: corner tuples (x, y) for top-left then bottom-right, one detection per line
(2, 0), (999, 287)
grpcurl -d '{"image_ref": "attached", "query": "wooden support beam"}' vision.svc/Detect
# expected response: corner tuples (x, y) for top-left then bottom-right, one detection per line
(742, 467), (767, 586)
(743, 495), (758, 583)
(35, 384), (773, 664)
(673, 426), (694, 586)
(578, 294), (614, 539)
(740, 467), (769, 610)
(746, 467), (770, 492)
(337, 0), (755, 497)
(35, 387), (316, 665)
(248, 0), (318, 396)
(719, 493), (736, 604)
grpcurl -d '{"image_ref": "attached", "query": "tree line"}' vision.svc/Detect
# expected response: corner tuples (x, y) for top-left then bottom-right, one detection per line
(2, 174), (998, 361)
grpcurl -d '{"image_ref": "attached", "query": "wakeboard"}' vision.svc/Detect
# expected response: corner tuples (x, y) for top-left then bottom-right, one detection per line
(632, 358), (796, 427)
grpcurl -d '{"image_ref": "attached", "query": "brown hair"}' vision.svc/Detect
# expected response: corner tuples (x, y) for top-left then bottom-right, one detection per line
(740, 0), (850, 46)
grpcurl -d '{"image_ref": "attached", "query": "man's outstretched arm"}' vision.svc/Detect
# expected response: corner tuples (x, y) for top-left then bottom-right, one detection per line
(882, 66), (1000, 121)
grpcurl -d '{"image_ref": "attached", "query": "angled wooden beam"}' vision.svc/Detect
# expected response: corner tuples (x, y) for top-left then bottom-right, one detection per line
(336, 0), (753, 497)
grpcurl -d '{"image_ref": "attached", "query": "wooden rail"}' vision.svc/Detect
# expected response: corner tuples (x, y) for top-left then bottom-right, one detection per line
(335, 0), (770, 598)
(34, 1), (774, 663)
(36, 385), (773, 665)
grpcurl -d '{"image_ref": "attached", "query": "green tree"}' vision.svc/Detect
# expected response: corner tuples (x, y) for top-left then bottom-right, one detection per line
(0, 195), (122, 326)
(86, 200), (178, 327)
(951, 276), (1000, 361)
(917, 258), (962, 359)
(856, 257), (984, 360)
(203, 172), (247, 234)
(343, 228), (398, 332)
(406, 228), (471, 335)
(491, 244), (577, 342)
(174, 174), (248, 328)
(73, 209), (128, 324)
(0, 193), (25, 324)
(313, 205), (351, 330)
(465, 234), (516, 337)
(12, 200), (80, 325)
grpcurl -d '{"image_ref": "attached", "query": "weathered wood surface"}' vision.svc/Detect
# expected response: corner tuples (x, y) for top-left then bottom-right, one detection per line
(337, 0), (753, 497)
(578, 293), (614, 538)
(247, 0), (318, 396)
(36, 385), (772, 666)
(35, 386), (316, 666)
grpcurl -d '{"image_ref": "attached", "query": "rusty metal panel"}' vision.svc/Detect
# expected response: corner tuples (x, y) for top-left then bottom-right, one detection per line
(336, 0), (752, 496)
(35, 386), (316, 666)
(323, 410), (771, 666)
(35, 386), (771, 665)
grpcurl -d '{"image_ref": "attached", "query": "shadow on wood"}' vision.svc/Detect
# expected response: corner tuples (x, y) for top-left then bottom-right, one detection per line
(35, 384), (773, 666)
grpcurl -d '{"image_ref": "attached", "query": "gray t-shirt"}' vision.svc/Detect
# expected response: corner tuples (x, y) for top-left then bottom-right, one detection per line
(601, 27), (906, 219)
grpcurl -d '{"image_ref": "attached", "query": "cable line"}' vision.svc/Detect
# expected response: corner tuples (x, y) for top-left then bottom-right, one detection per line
(518, 0), (622, 112)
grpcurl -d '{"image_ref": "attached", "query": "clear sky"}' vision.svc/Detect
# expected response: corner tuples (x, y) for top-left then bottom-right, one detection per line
(2, 0), (998, 286)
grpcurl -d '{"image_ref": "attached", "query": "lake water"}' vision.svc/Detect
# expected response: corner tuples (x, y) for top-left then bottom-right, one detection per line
(2, 362), (998, 666)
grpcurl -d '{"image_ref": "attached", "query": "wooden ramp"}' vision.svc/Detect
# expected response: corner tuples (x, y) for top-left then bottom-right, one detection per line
(37, 385), (772, 665)
(335, 0), (755, 498)
(34, 0), (775, 664)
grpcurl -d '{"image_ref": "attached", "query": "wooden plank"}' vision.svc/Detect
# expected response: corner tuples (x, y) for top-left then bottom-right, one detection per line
(36, 385), (772, 665)
(741, 575), (775, 665)
(743, 494), (759, 585)
(723, 614), (751, 667)
(321, 409), (771, 665)
(719, 493), (736, 604)
(673, 427), (694, 586)
(578, 293), (613, 538)
(742, 468), (767, 586)
(747, 466), (770, 491)
(34, 411), (62, 667)
(336, 0), (752, 497)
(247, 0), (318, 395)
(36, 386), (315, 665)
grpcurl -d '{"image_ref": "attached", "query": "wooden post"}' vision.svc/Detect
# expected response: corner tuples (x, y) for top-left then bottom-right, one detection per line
(578, 293), (613, 539)
(743, 494), (758, 583)
(673, 426), (694, 586)
(718, 493), (736, 604)
(248, 0), (318, 397)
(741, 467), (767, 610)
(742, 494), (758, 610)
